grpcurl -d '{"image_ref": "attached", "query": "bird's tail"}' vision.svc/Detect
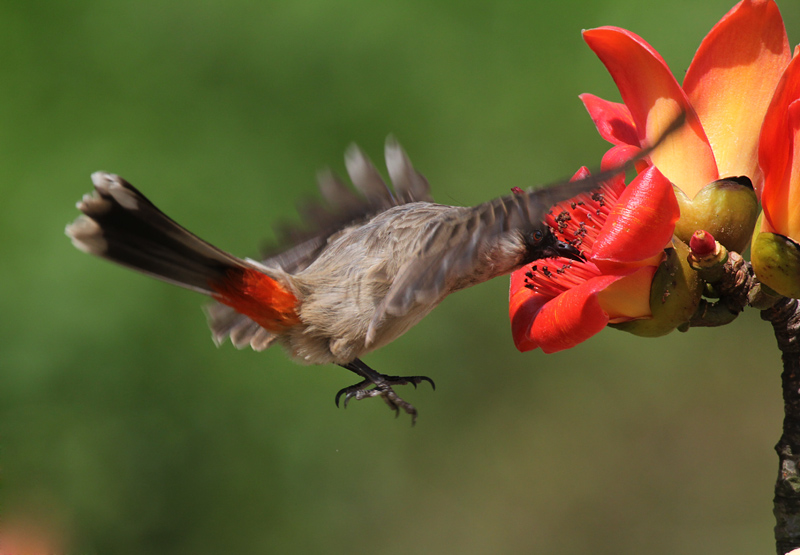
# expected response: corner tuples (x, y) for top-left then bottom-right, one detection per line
(66, 172), (299, 332)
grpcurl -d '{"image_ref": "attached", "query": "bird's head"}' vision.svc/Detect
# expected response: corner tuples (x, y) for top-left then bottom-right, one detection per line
(522, 226), (584, 264)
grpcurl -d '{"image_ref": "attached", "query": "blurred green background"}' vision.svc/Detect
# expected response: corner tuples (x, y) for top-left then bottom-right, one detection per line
(2, 0), (798, 553)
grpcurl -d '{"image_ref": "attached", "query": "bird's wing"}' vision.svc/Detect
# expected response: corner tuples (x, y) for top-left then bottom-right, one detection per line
(263, 136), (433, 274)
(208, 137), (433, 350)
(364, 174), (614, 345)
(365, 113), (687, 342)
(365, 134), (686, 345)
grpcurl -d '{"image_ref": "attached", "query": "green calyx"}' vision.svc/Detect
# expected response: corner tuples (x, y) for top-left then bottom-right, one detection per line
(610, 239), (703, 337)
(751, 231), (800, 299)
(673, 176), (759, 254)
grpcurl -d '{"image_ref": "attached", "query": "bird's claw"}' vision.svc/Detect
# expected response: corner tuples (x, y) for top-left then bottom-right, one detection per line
(334, 373), (435, 425)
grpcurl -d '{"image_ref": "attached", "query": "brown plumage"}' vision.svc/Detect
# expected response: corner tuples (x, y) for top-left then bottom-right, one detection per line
(67, 125), (681, 422)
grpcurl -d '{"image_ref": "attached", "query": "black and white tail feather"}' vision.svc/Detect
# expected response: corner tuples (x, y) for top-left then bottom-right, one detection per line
(67, 173), (252, 295)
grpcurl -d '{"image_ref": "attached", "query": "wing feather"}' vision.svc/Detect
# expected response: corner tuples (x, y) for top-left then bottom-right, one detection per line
(208, 138), (433, 350)
(366, 132), (682, 342)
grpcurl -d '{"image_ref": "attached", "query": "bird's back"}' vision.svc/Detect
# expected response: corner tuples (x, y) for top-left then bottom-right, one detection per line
(282, 202), (467, 364)
(205, 139), (438, 356)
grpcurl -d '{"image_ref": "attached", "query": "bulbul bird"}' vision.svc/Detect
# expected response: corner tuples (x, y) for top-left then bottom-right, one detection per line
(67, 122), (681, 423)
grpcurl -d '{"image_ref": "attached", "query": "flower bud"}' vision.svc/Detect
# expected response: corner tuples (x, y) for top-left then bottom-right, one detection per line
(687, 230), (728, 285)
(672, 177), (759, 254)
(689, 230), (716, 257)
(610, 238), (703, 337)
(751, 229), (800, 299)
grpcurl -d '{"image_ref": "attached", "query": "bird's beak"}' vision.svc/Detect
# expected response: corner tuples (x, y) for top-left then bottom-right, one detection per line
(552, 240), (585, 262)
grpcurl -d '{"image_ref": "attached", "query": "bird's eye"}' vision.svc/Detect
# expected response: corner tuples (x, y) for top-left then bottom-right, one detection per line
(532, 230), (544, 243)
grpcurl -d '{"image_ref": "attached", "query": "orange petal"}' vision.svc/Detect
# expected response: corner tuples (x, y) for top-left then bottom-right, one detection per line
(596, 265), (656, 321)
(683, 0), (790, 187)
(583, 27), (718, 197)
(762, 99), (800, 242)
(591, 166), (679, 268)
(760, 47), (800, 201)
(579, 93), (639, 146)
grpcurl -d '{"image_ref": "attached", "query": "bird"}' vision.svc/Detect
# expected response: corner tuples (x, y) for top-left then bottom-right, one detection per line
(66, 121), (681, 423)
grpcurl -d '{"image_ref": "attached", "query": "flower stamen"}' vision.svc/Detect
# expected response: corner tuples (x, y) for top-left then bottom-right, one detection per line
(523, 181), (625, 296)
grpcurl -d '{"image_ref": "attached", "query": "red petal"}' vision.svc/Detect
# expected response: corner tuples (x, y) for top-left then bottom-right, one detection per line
(529, 275), (622, 353)
(509, 268), (548, 352)
(600, 145), (648, 190)
(510, 263), (659, 353)
(601, 144), (641, 170)
(509, 264), (531, 298)
(583, 27), (718, 198)
(579, 93), (639, 146)
(683, 0), (790, 185)
(787, 101), (800, 241)
(571, 166), (591, 181)
(762, 99), (800, 241)
(591, 166), (679, 268)
(760, 47), (800, 202)
(510, 293), (542, 351)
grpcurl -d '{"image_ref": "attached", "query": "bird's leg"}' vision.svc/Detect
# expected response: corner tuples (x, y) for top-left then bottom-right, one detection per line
(335, 358), (435, 425)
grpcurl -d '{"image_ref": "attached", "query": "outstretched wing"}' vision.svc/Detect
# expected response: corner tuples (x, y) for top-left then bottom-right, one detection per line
(363, 171), (617, 344)
(366, 113), (686, 344)
(207, 137), (433, 350)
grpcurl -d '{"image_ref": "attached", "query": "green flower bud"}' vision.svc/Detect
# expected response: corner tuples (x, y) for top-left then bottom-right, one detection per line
(610, 238), (703, 337)
(673, 177), (759, 254)
(751, 229), (800, 299)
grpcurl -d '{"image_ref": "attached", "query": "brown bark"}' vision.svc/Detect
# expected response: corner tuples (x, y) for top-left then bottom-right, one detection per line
(763, 299), (800, 554)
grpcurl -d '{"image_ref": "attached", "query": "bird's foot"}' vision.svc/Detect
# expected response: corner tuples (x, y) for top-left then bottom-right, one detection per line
(336, 359), (435, 425)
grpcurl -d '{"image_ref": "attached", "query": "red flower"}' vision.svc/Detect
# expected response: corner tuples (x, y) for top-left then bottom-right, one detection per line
(583, 0), (789, 193)
(510, 163), (679, 353)
(510, 0), (794, 351)
(759, 48), (800, 242)
(752, 46), (800, 298)
(581, 0), (789, 252)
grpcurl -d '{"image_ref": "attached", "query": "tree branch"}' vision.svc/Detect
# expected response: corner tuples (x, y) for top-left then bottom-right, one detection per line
(763, 298), (800, 554)
(681, 247), (798, 553)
